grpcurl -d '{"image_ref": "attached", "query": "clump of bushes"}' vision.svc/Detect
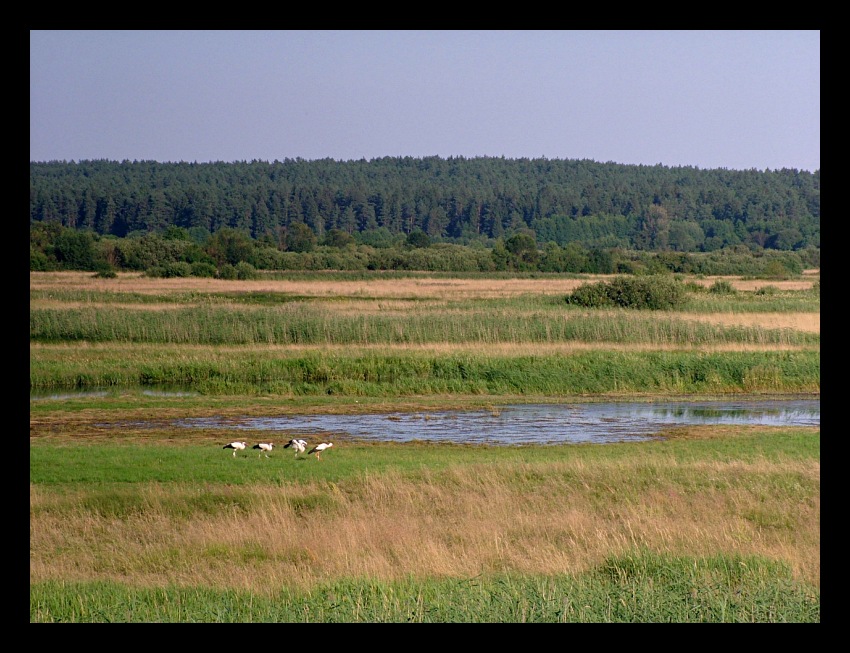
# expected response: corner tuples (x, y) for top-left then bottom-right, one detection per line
(708, 280), (736, 295)
(567, 281), (614, 308)
(190, 262), (218, 278)
(566, 275), (688, 310)
(145, 261), (193, 278)
(217, 261), (259, 280)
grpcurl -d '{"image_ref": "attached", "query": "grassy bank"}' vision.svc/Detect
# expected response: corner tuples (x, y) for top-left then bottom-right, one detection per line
(29, 346), (820, 395)
(30, 427), (820, 622)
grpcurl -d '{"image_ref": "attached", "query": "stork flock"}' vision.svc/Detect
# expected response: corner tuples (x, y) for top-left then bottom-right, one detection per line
(223, 439), (333, 460)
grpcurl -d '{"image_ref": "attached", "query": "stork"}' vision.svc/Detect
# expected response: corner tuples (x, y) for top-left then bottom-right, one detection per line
(283, 438), (308, 458)
(307, 442), (333, 460)
(223, 441), (247, 457)
(253, 442), (274, 458)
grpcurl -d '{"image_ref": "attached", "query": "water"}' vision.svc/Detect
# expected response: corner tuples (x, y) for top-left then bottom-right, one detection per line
(170, 399), (820, 446)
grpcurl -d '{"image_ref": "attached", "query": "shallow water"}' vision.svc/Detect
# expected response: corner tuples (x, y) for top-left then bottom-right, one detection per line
(171, 400), (820, 446)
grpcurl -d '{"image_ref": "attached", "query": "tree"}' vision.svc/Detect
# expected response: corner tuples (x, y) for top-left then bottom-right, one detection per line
(323, 229), (355, 248)
(504, 232), (539, 270)
(206, 227), (255, 265)
(53, 228), (100, 270)
(561, 242), (589, 273)
(284, 222), (317, 253)
(405, 229), (431, 249)
(667, 221), (705, 252)
(539, 241), (564, 272)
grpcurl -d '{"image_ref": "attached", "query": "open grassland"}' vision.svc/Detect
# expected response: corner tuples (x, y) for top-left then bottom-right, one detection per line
(29, 271), (820, 622)
(30, 271), (819, 397)
(30, 426), (819, 623)
(29, 270), (820, 297)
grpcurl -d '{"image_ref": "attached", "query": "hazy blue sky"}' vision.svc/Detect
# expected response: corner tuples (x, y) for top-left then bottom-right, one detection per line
(30, 30), (820, 172)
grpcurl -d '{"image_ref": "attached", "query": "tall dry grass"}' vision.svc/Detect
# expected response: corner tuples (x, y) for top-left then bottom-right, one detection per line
(30, 451), (819, 595)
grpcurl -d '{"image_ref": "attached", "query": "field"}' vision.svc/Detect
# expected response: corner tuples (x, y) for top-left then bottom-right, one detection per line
(29, 270), (820, 622)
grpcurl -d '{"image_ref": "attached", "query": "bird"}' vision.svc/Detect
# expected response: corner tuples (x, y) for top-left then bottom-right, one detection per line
(283, 438), (308, 457)
(253, 442), (274, 458)
(307, 442), (333, 460)
(223, 441), (247, 457)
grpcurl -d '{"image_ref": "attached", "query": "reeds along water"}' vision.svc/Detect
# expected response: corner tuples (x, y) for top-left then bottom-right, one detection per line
(29, 279), (819, 394)
(29, 346), (820, 395)
(30, 303), (819, 347)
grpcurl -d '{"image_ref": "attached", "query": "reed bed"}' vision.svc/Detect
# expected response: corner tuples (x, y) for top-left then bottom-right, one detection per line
(30, 304), (820, 347)
(29, 345), (820, 395)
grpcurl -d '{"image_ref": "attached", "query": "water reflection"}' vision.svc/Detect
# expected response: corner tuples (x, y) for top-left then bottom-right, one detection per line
(171, 400), (820, 446)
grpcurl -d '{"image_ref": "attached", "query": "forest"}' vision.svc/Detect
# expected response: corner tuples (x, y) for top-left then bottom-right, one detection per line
(30, 156), (820, 276)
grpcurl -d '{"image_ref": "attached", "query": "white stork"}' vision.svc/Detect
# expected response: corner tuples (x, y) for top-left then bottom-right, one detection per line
(283, 438), (308, 457)
(307, 442), (333, 460)
(223, 441), (247, 457)
(253, 442), (274, 458)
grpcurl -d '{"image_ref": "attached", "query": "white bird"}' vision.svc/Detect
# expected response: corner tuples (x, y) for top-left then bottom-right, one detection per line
(253, 442), (274, 458)
(223, 441), (247, 457)
(307, 442), (333, 460)
(283, 438), (308, 457)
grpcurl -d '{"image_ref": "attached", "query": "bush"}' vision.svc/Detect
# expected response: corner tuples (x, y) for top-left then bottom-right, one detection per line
(30, 247), (52, 271)
(146, 261), (192, 278)
(763, 259), (791, 280)
(191, 262), (218, 278)
(566, 282), (614, 308)
(607, 275), (687, 310)
(53, 229), (99, 270)
(754, 285), (778, 296)
(92, 261), (117, 278)
(217, 264), (238, 280)
(405, 229), (431, 249)
(235, 261), (259, 280)
(567, 275), (687, 310)
(709, 280), (736, 295)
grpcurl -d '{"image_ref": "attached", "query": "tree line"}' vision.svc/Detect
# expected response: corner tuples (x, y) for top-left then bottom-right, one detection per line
(30, 220), (815, 280)
(31, 156), (820, 254)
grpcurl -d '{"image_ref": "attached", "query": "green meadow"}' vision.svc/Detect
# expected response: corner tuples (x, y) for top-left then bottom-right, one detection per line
(30, 271), (820, 622)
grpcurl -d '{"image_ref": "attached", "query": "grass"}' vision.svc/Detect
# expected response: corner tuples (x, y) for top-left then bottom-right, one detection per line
(30, 346), (820, 396)
(29, 271), (820, 622)
(31, 553), (819, 622)
(30, 427), (820, 622)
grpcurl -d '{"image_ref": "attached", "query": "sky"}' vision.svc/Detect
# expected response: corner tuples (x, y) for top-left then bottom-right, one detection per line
(30, 30), (820, 172)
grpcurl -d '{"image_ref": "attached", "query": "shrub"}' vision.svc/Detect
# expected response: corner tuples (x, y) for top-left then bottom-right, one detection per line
(323, 229), (356, 248)
(235, 261), (259, 280)
(763, 259), (790, 280)
(92, 261), (117, 278)
(146, 261), (192, 278)
(566, 282), (614, 308)
(754, 285), (778, 296)
(607, 275), (687, 310)
(53, 229), (99, 270)
(191, 262), (218, 278)
(683, 281), (705, 293)
(405, 229), (431, 249)
(30, 247), (52, 271)
(567, 275), (687, 310)
(217, 264), (238, 280)
(709, 280), (736, 295)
